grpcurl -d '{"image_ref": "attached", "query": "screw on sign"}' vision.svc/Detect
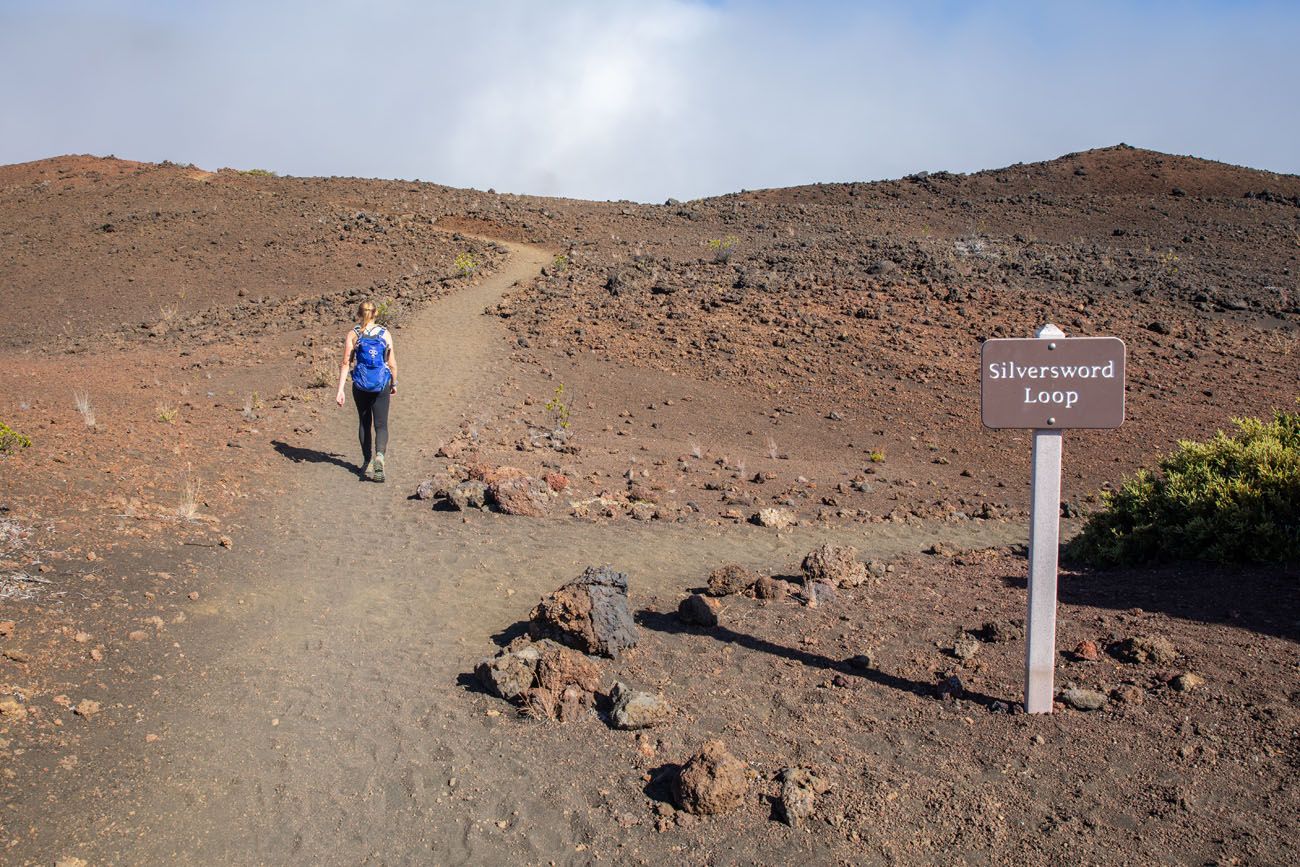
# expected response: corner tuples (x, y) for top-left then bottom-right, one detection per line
(980, 324), (1126, 713)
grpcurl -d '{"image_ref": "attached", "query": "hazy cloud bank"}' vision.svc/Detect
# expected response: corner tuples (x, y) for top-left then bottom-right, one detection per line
(2, 1), (1296, 201)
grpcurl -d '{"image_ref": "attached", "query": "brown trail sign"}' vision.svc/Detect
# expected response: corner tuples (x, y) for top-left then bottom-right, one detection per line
(981, 325), (1126, 713)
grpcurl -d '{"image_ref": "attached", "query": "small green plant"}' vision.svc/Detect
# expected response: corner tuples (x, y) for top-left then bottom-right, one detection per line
(545, 384), (571, 430)
(156, 403), (178, 424)
(455, 253), (478, 276)
(0, 421), (31, 455)
(552, 253), (569, 272)
(374, 298), (397, 327)
(1156, 249), (1180, 275)
(707, 235), (738, 263)
(869, 449), (886, 463)
(239, 168), (277, 177)
(1067, 407), (1300, 566)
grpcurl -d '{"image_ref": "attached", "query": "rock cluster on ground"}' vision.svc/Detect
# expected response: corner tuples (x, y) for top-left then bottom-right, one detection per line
(421, 464), (562, 517)
(476, 637), (601, 722)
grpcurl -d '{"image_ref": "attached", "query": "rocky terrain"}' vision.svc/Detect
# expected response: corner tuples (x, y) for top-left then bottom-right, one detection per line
(0, 146), (1296, 864)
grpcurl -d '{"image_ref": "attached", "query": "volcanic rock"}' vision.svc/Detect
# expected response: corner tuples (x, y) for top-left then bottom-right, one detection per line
(1072, 639), (1102, 661)
(778, 767), (830, 826)
(951, 636), (981, 661)
(753, 575), (789, 600)
(1059, 688), (1108, 711)
(1170, 672), (1205, 692)
(476, 641), (547, 700)
(489, 474), (551, 517)
(677, 593), (720, 627)
(752, 507), (795, 529)
(673, 740), (748, 815)
(447, 480), (489, 510)
(528, 566), (638, 658)
(804, 581), (838, 608)
(706, 563), (759, 597)
(801, 544), (868, 588)
(1116, 634), (1177, 665)
(609, 681), (672, 730)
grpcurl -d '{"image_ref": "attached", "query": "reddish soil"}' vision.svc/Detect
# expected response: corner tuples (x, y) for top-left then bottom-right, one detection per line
(0, 147), (1296, 864)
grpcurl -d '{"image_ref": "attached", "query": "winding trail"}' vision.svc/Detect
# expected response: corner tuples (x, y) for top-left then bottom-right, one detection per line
(36, 242), (1022, 864)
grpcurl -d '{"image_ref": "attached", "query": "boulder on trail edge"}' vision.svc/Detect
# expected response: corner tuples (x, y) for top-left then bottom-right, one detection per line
(673, 739), (748, 815)
(706, 563), (760, 597)
(753, 575), (790, 600)
(801, 544), (869, 588)
(521, 641), (603, 722)
(476, 640), (554, 700)
(752, 507), (796, 529)
(528, 566), (638, 658)
(489, 474), (552, 517)
(447, 480), (488, 510)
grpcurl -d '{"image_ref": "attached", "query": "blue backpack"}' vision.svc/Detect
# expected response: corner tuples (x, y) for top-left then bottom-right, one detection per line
(351, 326), (391, 392)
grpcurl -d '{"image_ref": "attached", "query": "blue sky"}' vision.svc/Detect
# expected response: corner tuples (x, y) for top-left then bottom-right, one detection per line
(2, 1), (1296, 201)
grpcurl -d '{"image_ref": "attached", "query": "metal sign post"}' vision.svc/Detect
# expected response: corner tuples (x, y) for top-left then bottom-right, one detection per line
(980, 324), (1126, 714)
(1025, 327), (1065, 713)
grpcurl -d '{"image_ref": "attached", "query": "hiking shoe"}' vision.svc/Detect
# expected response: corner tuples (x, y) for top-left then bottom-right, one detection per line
(361, 458), (373, 481)
(373, 452), (386, 483)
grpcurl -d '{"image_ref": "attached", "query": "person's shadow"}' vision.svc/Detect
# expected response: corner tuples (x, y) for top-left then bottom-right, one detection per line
(271, 440), (361, 477)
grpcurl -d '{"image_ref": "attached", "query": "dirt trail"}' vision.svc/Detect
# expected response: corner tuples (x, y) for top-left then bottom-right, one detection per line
(28, 242), (1023, 865)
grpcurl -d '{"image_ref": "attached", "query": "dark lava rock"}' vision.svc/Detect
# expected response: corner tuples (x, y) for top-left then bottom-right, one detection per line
(528, 566), (638, 658)
(677, 593), (720, 627)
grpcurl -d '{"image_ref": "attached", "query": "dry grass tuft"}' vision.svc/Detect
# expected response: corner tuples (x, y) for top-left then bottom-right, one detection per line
(73, 390), (95, 427)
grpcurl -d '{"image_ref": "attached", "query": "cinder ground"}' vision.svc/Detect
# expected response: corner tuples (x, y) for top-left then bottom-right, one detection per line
(0, 150), (1297, 864)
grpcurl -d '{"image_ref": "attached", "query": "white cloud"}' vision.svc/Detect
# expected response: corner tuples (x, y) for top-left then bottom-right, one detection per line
(1, 1), (1295, 201)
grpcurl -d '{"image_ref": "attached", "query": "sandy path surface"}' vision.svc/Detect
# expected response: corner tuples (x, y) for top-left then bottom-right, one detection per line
(30, 243), (1024, 865)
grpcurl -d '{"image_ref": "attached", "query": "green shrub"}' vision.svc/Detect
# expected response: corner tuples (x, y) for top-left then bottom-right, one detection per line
(0, 421), (32, 455)
(1067, 407), (1300, 566)
(545, 384), (571, 430)
(707, 235), (738, 263)
(454, 253), (477, 276)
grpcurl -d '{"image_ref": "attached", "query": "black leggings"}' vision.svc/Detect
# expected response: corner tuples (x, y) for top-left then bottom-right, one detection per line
(352, 385), (390, 463)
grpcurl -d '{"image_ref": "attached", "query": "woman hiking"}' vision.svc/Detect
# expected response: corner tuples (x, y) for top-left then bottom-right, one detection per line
(335, 301), (397, 482)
